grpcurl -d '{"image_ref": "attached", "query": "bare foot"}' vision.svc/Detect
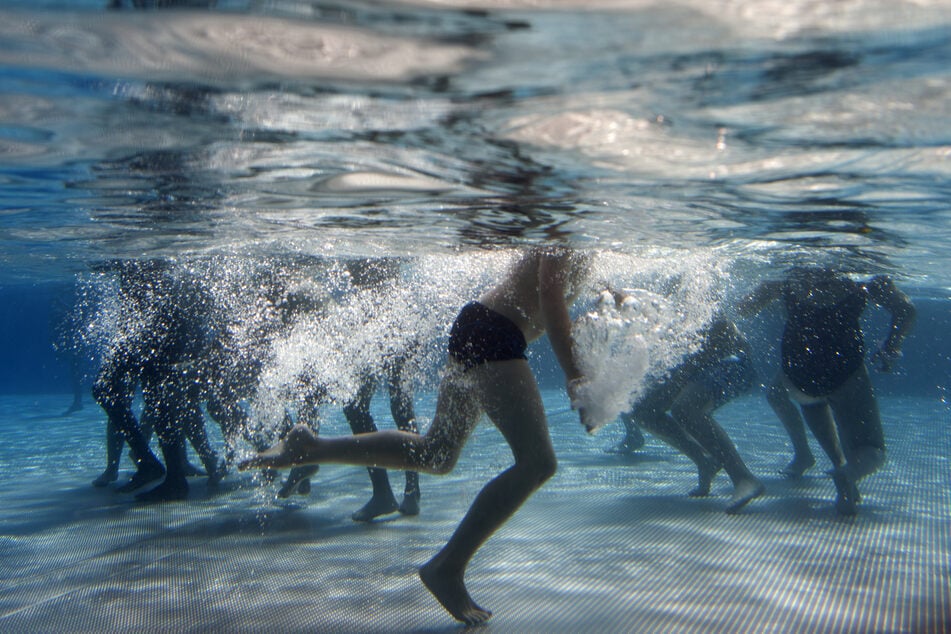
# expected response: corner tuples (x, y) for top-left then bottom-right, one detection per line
(399, 489), (420, 516)
(92, 468), (118, 488)
(419, 557), (491, 625)
(831, 467), (860, 516)
(779, 455), (815, 479)
(352, 493), (399, 522)
(238, 425), (321, 471)
(116, 462), (165, 494)
(725, 478), (765, 514)
(689, 457), (721, 497)
(277, 465), (319, 498)
(606, 428), (646, 454)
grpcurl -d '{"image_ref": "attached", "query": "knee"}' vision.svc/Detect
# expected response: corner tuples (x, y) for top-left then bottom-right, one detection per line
(536, 452), (558, 484)
(413, 433), (465, 475)
(519, 451), (558, 488)
(423, 445), (460, 475)
(92, 379), (124, 410)
(670, 400), (692, 424)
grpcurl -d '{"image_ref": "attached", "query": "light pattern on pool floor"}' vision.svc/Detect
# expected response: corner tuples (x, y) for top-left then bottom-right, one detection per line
(0, 393), (948, 632)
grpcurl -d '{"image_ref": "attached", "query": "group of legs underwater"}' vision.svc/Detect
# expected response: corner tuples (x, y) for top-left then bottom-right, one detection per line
(79, 253), (915, 624)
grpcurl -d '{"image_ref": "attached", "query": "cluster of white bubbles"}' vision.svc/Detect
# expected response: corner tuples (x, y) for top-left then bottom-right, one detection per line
(75, 270), (123, 360)
(71, 247), (729, 447)
(251, 251), (514, 435)
(77, 260), (211, 365)
(572, 247), (731, 433)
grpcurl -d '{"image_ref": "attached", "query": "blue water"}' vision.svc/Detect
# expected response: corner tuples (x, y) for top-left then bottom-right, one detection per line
(1, 0), (950, 631)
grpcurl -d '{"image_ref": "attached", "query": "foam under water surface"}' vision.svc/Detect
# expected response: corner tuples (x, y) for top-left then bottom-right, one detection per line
(0, 391), (947, 632)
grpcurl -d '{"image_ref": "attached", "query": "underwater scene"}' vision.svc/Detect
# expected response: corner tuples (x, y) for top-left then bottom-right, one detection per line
(0, 1), (949, 632)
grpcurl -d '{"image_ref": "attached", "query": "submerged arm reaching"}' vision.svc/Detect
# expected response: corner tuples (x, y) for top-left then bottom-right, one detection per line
(865, 275), (916, 371)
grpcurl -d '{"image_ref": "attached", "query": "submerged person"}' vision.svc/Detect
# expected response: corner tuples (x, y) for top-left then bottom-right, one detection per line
(91, 261), (170, 492)
(337, 354), (421, 519)
(277, 258), (423, 519)
(91, 366), (149, 488)
(92, 259), (225, 500)
(204, 275), (321, 487)
(134, 265), (226, 502)
(240, 247), (591, 625)
(340, 258), (421, 521)
(614, 305), (765, 513)
(737, 266), (916, 515)
(268, 282), (340, 499)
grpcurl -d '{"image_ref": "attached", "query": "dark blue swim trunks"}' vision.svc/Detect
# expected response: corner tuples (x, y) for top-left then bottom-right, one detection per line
(447, 302), (528, 370)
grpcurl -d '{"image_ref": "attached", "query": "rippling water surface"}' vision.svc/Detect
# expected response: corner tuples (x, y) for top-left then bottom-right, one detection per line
(0, 0), (949, 289)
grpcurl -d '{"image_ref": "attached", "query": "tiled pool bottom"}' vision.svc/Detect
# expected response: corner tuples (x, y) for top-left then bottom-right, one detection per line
(0, 392), (948, 632)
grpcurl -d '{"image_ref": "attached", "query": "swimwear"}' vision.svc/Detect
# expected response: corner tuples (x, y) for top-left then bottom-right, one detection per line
(696, 352), (757, 408)
(448, 302), (528, 370)
(781, 278), (867, 397)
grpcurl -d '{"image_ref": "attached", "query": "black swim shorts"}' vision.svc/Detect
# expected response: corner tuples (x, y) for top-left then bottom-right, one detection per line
(447, 302), (528, 370)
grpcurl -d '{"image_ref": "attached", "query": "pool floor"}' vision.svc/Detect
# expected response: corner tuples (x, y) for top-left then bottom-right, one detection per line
(0, 392), (948, 632)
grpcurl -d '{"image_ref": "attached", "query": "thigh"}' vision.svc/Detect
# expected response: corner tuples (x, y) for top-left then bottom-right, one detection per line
(632, 376), (682, 421)
(829, 365), (885, 451)
(696, 356), (755, 410)
(420, 365), (483, 460)
(671, 380), (718, 418)
(472, 359), (554, 466)
(799, 400), (836, 436)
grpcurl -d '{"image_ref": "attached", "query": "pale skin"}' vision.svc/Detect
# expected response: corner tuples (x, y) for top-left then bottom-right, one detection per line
(240, 247), (589, 625)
